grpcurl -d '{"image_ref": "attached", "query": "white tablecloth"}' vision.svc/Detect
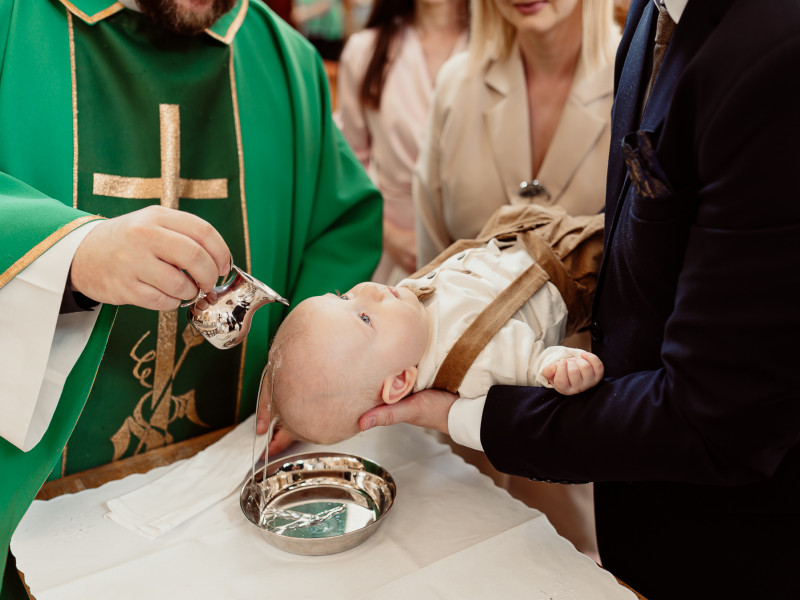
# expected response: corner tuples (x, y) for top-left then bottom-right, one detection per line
(12, 424), (636, 600)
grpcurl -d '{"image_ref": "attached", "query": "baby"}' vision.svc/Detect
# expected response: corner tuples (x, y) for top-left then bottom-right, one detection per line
(266, 230), (604, 445)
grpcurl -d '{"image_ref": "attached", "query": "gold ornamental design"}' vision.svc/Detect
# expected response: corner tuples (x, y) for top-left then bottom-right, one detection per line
(92, 104), (229, 459)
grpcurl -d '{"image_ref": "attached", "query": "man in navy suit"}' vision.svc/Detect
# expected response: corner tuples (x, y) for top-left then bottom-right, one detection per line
(359, 0), (800, 597)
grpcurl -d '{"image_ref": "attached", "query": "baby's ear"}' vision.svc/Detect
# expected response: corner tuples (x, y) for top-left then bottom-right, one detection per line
(381, 367), (418, 404)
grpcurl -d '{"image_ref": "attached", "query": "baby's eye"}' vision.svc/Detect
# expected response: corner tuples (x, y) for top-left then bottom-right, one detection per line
(340, 294), (349, 300)
(359, 313), (371, 325)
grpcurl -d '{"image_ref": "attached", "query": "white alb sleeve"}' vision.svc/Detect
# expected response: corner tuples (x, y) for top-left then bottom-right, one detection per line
(0, 221), (102, 451)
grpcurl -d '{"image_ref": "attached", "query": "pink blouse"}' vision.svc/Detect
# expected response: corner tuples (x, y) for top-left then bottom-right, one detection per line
(335, 26), (468, 231)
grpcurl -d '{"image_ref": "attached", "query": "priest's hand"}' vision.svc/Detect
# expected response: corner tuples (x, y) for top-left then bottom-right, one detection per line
(358, 388), (458, 435)
(70, 206), (231, 310)
(266, 428), (296, 456)
(256, 401), (297, 456)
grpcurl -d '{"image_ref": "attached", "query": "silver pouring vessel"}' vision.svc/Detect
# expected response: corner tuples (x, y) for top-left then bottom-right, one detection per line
(184, 264), (289, 349)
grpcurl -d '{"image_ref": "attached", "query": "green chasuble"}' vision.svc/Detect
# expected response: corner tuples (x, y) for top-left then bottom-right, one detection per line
(0, 0), (382, 594)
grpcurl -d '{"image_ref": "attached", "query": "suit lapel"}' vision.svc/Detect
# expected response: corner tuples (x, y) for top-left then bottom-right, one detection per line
(607, 0), (730, 231)
(598, 0), (734, 295)
(483, 46), (533, 202)
(605, 0), (655, 225)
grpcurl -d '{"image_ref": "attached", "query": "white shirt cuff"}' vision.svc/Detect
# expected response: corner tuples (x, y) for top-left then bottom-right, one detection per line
(0, 221), (102, 451)
(448, 395), (486, 452)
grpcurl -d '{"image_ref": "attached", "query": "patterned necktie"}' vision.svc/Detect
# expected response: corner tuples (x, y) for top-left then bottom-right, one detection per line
(650, 4), (676, 88)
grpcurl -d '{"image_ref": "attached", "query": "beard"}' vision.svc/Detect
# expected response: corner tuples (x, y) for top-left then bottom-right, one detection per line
(135, 0), (238, 35)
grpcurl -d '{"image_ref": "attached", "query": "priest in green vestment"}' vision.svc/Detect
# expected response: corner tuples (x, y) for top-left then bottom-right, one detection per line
(0, 0), (382, 596)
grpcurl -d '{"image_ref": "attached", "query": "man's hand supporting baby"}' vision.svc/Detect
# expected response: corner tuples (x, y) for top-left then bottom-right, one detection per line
(359, 352), (604, 435)
(359, 388), (459, 434)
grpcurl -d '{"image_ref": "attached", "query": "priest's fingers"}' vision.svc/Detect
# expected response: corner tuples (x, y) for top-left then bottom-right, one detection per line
(149, 206), (231, 278)
(90, 257), (190, 311)
(136, 258), (200, 307)
(124, 206), (230, 291)
(127, 281), (184, 312)
(358, 388), (457, 435)
(70, 207), (230, 307)
(147, 224), (224, 293)
(256, 399), (272, 435)
(267, 428), (296, 456)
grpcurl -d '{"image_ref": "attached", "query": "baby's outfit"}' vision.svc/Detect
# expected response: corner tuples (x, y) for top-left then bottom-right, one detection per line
(400, 239), (580, 397)
(399, 203), (604, 398)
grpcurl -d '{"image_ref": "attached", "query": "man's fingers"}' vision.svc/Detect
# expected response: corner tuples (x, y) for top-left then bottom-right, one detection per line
(129, 281), (183, 311)
(359, 403), (399, 431)
(359, 389), (457, 434)
(70, 206), (232, 308)
(147, 225), (225, 292)
(136, 256), (200, 302)
(152, 206), (231, 276)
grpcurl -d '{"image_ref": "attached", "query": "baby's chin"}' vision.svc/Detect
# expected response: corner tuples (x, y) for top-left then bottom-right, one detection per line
(305, 422), (361, 446)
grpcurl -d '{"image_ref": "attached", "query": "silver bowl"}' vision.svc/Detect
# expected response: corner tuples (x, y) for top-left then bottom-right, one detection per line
(240, 452), (397, 555)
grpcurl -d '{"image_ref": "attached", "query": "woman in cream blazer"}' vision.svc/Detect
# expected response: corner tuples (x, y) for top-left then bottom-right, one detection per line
(413, 0), (620, 561)
(414, 0), (619, 265)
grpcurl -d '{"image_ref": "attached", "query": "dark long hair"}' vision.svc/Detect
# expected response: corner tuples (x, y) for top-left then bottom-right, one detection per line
(359, 0), (416, 110)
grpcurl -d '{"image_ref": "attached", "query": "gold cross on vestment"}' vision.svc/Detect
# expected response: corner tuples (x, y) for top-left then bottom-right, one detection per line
(93, 104), (228, 441)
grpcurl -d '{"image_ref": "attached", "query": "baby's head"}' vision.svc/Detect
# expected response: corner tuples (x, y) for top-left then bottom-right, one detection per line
(267, 282), (430, 444)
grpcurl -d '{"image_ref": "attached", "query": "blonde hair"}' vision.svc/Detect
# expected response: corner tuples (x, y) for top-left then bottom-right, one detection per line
(468, 0), (619, 73)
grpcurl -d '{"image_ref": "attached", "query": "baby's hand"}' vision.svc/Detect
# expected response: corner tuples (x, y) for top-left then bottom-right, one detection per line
(541, 352), (604, 395)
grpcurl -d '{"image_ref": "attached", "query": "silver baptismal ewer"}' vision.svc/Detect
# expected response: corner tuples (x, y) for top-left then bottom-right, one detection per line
(183, 263), (289, 349)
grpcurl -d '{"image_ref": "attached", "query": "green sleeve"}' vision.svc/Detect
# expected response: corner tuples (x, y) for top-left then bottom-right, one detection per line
(0, 171), (104, 282)
(0, 170), (116, 595)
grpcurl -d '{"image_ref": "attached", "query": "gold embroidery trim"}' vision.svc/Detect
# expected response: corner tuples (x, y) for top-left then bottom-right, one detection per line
(161, 104), (181, 209)
(59, 0), (245, 45)
(0, 216), (105, 290)
(206, 0), (249, 45)
(229, 48), (250, 419)
(68, 11), (79, 209)
(93, 175), (228, 200)
(152, 310), (177, 421)
(58, 1), (125, 24)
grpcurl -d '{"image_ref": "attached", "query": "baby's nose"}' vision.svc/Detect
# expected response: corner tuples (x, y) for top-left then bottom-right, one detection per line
(365, 283), (384, 301)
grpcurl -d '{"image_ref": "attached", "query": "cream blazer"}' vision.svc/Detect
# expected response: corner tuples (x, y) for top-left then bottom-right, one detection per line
(414, 46), (615, 265)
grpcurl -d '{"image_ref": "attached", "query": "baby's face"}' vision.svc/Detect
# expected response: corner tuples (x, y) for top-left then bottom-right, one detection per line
(305, 282), (429, 380)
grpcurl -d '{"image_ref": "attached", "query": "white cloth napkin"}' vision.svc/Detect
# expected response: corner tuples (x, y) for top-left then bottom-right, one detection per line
(105, 414), (266, 539)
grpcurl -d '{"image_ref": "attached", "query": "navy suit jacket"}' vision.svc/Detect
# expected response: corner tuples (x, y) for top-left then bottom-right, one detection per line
(482, 1), (800, 597)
